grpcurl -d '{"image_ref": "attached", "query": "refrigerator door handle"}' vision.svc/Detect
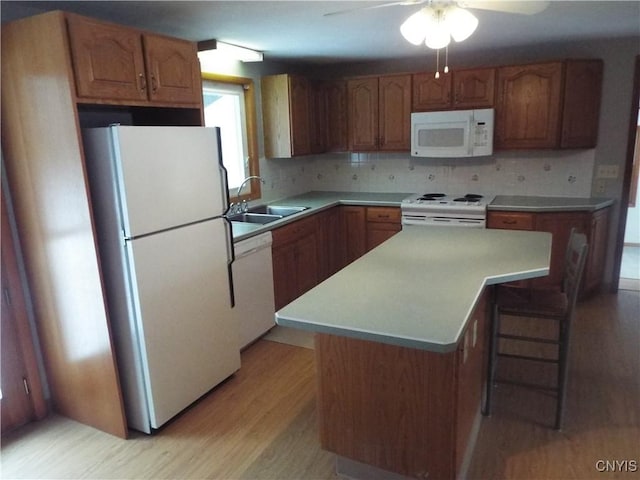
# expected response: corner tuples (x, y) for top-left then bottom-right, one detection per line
(223, 217), (236, 308)
(213, 127), (232, 216)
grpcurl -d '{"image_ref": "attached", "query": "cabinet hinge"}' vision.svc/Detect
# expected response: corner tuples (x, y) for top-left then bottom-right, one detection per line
(23, 378), (30, 396)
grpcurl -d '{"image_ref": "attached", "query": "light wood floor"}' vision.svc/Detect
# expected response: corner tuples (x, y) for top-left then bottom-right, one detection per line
(1, 291), (638, 480)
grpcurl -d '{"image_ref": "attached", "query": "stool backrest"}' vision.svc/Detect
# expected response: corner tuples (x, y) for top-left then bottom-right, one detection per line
(563, 229), (589, 318)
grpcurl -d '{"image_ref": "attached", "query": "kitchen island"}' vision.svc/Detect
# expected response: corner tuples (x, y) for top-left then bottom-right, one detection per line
(276, 226), (552, 480)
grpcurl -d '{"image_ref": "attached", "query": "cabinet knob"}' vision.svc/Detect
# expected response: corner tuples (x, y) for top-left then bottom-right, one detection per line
(151, 74), (158, 93)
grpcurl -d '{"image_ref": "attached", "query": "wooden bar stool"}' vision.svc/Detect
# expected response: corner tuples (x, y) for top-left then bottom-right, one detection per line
(484, 229), (589, 429)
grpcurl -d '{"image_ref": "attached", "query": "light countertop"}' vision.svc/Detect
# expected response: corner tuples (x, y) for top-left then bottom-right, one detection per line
(231, 191), (614, 242)
(489, 195), (614, 212)
(275, 226), (552, 353)
(231, 191), (410, 241)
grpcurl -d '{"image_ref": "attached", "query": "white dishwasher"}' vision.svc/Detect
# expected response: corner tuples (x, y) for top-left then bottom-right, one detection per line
(232, 231), (275, 349)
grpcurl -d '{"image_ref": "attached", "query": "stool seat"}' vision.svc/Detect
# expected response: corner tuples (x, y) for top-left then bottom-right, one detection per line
(496, 286), (568, 319)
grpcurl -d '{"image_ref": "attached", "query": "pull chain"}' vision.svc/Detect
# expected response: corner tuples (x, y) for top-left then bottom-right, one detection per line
(435, 49), (440, 79)
(444, 45), (449, 74)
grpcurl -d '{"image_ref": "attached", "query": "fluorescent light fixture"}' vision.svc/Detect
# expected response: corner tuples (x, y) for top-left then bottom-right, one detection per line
(197, 39), (264, 63)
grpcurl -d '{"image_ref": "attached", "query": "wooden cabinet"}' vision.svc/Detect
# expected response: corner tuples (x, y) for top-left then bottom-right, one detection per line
(561, 59), (603, 148)
(261, 74), (311, 158)
(495, 60), (602, 149)
(366, 207), (402, 251)
(323, 80), (349, 152)
(1, 10), (203, 438)
(487, 207), (610, 295)
(271, 216), (320, 310)
(496, 62), (564, 149)
(413, 68), (495, 111)
(316, 207), (342, 282)
(339, 206), (367, 268)
(347, 74), (411, 151)
(67, 13), (202, 106)
(315, 291), (488, 480)
(413, 72), (452, 111)
(453, 68), (496, 109)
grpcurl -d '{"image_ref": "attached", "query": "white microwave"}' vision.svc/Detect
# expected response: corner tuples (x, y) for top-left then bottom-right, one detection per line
(411, 108), (494, 158)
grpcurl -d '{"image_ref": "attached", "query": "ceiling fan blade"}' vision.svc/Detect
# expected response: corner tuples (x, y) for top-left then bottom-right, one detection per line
(324, 0), (426, 17)
(459, 1), (550, 15)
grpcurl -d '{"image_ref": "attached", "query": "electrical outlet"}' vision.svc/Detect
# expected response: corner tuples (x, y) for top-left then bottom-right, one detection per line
(595, 179), (606, 194)
(596, 164), (619, 179)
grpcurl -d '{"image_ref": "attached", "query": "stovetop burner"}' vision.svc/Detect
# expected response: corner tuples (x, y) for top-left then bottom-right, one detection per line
(453, 194), (484, 202)
(418, 193), (446, 201)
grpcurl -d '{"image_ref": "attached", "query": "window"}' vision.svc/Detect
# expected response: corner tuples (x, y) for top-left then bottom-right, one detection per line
(202, 73), (260, 201)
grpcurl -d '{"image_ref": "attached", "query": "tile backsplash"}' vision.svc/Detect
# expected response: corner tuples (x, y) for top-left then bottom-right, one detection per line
(257, 149), (595, 203)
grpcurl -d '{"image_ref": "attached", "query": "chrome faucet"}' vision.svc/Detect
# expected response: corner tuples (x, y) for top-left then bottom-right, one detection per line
(230, 175), (262, 214)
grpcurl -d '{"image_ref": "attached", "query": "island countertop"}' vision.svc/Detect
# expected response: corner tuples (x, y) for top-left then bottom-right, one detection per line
(276, 226), (552, 353)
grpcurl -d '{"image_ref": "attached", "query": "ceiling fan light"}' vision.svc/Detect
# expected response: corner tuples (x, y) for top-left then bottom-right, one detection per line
(445, 6), (478, 43)
(400, 8), (430, 45)
(424, 13), (451, 50)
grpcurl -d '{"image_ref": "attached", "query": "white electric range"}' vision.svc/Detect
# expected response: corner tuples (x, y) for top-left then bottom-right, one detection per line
(401, 193), (494, 228)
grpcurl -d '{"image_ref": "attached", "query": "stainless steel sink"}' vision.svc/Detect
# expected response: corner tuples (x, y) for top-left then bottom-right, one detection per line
(247, 205), (309, 217)
(228, 213), (283, 224)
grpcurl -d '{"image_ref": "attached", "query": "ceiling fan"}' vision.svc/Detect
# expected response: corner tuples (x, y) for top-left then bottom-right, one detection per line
(324, 1), (550, 18)
(324, 1), (550, 77)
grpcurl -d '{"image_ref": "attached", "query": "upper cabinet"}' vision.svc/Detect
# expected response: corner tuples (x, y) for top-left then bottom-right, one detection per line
(495, 60), (603, 149)
(67, 14), (202, 106)
(323, 80), (349, 153)
(560, 59), (603, 148)
(412, 67), (495, 111)
(261, 73), (311, 158)
(348, 74), (411, 151)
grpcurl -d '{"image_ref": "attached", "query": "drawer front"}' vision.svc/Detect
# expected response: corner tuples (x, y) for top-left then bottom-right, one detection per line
(487, 212), (534, 230)
(272, 216), (317, 245)
(366, 207), (401, 223)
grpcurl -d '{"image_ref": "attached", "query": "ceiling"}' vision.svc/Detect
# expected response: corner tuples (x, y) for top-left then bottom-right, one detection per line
(2, 1), (639, 64)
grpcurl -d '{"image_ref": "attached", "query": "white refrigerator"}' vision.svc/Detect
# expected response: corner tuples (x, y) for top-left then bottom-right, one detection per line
(83, 125), (240, 434)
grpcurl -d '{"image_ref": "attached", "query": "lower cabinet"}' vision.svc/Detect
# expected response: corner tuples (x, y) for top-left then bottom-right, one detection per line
(366, 206), (402, 251)
(487, 207), (610, 294)
(271, 216), (319, 310)
(272, 205), (402, 310)
(315, 291), (488, 480)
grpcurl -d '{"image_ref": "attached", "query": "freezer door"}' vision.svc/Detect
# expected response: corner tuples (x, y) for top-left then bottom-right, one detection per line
(112, 126), (228, 238)
(126, 219), (240, 430)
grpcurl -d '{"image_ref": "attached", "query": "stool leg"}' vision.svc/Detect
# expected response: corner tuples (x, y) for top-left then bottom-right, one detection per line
(555, 320), (572, 430)
(484, 301), (500, 416)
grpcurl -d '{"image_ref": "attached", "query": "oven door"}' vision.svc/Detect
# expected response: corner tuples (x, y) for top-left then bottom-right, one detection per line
(402, 213), (486, 228)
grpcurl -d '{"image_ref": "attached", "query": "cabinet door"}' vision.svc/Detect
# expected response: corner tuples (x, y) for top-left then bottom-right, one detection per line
(67, 15), (147, 101)
(324, 81), (348, 152)
(317, 207), (341, 281)
(309, 80), (327, 154)
(143, 34), (202, 105)
(453, 68), (495, 109)
(496, 62), (563, 149)
(412, 72), (452, 111)
(296, 232), (320, 297)
(533, 212), (589, 289)
(379, 74), (412, 151)
(272, 245), (298, 311)
(348, 77), (379, 151)
(340, 206), (367, 267)
(561, 60), (603, 148)
(289, 75), (312, 155)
